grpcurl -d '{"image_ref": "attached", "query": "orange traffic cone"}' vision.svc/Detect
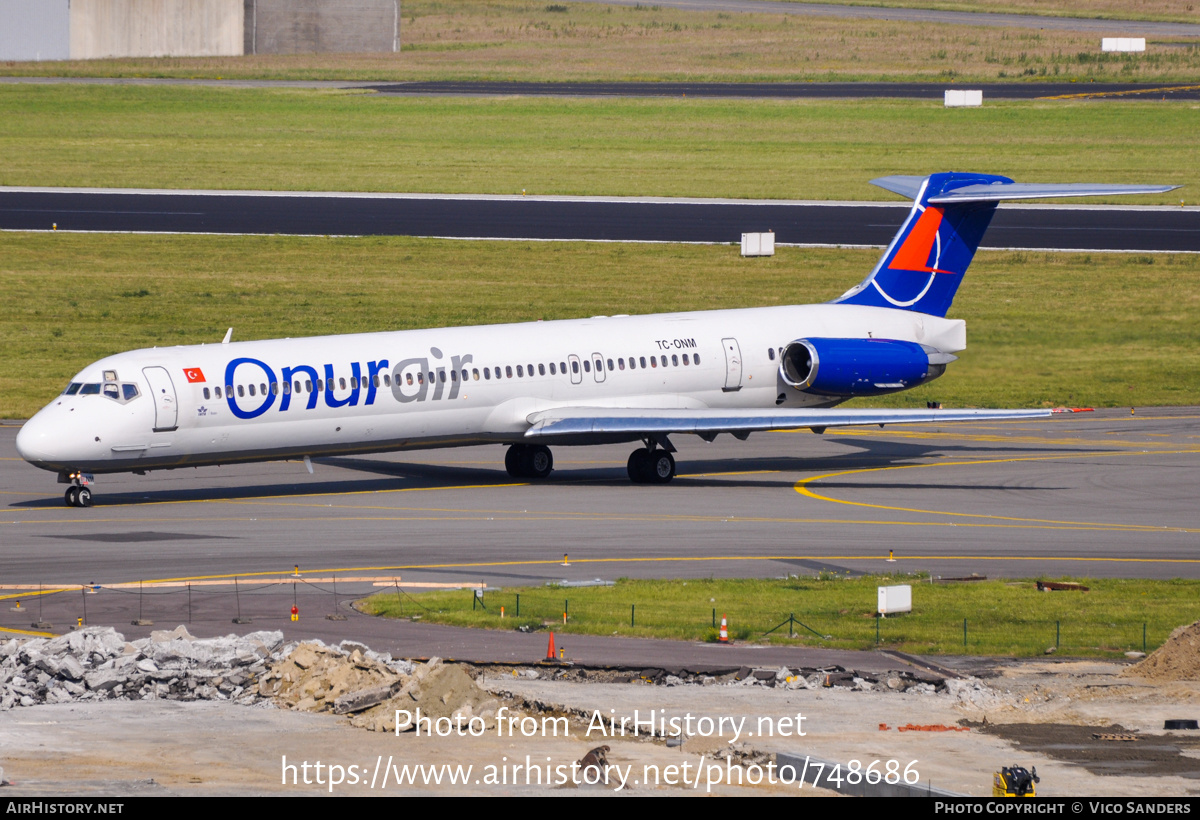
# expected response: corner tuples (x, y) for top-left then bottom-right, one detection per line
(546, 631), (557, 661)
(719, 614), (729, 644)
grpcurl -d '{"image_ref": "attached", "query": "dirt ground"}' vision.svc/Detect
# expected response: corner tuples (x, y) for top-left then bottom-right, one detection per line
(1, 655), (1198, 796)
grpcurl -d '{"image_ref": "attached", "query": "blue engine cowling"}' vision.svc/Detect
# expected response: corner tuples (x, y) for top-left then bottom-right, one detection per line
(779, 337), (954, 397)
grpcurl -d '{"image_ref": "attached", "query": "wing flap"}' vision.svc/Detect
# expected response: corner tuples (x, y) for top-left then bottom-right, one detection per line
(524, 406), (1061, 439)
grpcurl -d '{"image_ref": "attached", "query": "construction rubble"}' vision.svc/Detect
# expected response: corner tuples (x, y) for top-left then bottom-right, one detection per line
(2, 624), (1007, 730)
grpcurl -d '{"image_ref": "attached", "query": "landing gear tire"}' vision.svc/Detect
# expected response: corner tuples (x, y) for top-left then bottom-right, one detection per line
(627, 449), (675, 484)
(505, 444), (554, 479)
(526, 445), (553, 478)
(505, 444), (526, 477)
(649, 450), (676, 483)
(64, 485), (93, 507)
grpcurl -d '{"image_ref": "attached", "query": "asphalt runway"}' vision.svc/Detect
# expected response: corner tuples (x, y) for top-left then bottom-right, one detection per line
(2, 189), (1197, 252)
(3, 407), (1197, 659)
(368, 81), (1200, 101)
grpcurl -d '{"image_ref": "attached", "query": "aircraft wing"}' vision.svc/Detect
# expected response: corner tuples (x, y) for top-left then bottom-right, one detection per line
(524, 406), (1078, 440)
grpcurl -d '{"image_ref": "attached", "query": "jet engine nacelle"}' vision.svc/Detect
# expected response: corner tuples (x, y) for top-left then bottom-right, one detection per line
(779, 337), (955, 397)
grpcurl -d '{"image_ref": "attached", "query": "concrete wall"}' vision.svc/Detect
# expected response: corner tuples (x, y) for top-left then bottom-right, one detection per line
(0, 0), (70, 61)
(245, 0), (398, 54)
(70, 0), (243, 59)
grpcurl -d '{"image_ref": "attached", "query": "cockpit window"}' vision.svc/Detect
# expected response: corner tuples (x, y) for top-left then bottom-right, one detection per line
(122, 383), (140, 401)
(64, 383), (82, 395)
(103, 384), (120, 400)
(79, 383), (101, 395)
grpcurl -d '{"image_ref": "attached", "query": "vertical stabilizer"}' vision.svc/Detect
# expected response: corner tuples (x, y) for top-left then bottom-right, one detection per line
(835, 172), (1011, 317)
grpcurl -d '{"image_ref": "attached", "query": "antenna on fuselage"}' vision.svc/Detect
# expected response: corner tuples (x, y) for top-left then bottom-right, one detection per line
(222, 327), (233, 345)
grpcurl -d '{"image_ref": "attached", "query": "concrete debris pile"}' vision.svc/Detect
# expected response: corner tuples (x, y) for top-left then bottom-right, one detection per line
(347, 658), (502, 733)
(0, 625), (282, 709)
(0, 626), (413, 711)
(1125, 620), (1200, 682)
(260, 641), (405, 713)
(260, 642), (499, 731)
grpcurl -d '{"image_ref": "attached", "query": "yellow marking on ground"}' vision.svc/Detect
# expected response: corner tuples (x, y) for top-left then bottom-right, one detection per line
(823, 428), (1190, 448)
(795, 449), (1200, 531)
(1038, 84), (1200, 100)
(12, 551), (1200, 595)
(0, 626), (57, 637)
(0, 588), (71, 601)
(0, 577), (484, 591)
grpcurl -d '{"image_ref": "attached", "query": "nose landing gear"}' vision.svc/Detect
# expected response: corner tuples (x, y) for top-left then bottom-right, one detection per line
(60, 472), (95, 507)
(64, 484), (93, 508)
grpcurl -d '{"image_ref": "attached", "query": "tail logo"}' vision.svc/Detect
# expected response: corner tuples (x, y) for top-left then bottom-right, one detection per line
(888, 206), (957, 277)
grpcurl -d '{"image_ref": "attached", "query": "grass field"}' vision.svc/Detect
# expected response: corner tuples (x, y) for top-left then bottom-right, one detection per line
(2, 234), (1197, 419)
(1, 1), (1198, 83)
(362, 575), (1200, 657)
(0, 86), (1196, 200)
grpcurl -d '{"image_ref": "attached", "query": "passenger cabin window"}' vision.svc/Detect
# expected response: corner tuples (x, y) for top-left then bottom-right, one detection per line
(506, 366), (513, 378)
(203, 387), (211, 400)
(549, 363), (556, 375)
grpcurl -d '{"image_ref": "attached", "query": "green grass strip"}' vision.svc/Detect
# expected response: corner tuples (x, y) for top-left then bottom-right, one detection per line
(0, 86), (1196, 201)
(363, 575), (1200, 658)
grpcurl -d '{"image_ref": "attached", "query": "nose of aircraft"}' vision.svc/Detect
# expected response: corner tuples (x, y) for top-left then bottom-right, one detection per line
(16, 406), (74, 469)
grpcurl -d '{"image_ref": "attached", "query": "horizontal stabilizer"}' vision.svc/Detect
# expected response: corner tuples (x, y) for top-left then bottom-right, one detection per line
(524, 406), (1069, 439)
(870, 176), (1179, 203)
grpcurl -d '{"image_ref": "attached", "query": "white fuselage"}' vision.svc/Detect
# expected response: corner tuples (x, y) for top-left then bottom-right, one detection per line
(15, 302), (964, 475)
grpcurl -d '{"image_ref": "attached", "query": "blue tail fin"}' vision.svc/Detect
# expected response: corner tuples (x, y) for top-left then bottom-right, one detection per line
(835, 172), (1011, 318)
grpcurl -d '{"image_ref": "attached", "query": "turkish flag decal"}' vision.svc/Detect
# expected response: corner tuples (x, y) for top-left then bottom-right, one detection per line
(183, 368), (206, 383)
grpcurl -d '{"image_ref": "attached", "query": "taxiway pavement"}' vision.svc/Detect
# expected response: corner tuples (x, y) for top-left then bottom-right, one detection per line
(3, 188), (1196, 252)
(2, 407), (1197, 656)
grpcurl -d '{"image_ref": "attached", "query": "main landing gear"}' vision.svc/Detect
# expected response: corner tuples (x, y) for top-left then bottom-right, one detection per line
(627, 447), (676, 484)
(505, 443), (554, 479)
